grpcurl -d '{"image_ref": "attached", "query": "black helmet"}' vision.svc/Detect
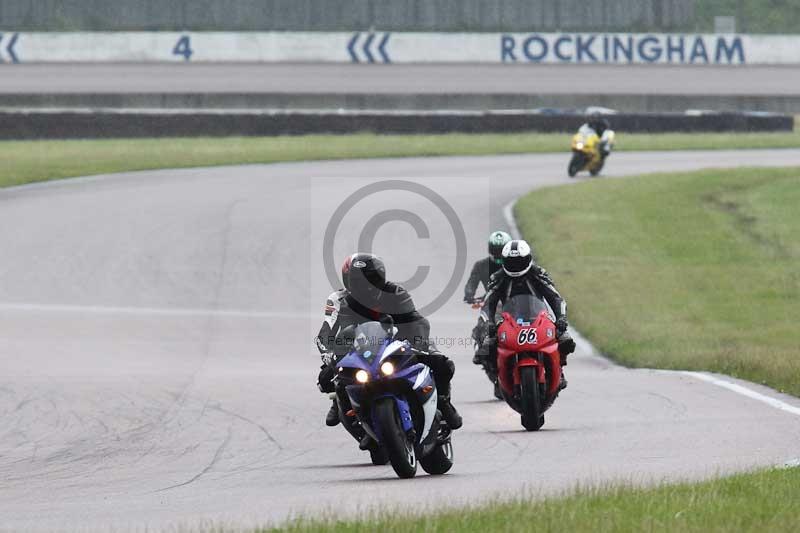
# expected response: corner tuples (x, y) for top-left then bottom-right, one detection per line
(501, 240), (533, 277)
(488, 231), (512, 264)
(587, 112), (609, 135)
(344, 253), (387, 300)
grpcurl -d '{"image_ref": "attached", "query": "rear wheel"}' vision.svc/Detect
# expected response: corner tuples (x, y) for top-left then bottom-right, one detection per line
(590, 158), (606, 176)
(369, 446), (389, 466)
(568, 153), (584, 177)
(419, 437), (453, 475)
(493, 380), (503, 401)
(519, 366), (544, 431)
(374, 398), (417, 478)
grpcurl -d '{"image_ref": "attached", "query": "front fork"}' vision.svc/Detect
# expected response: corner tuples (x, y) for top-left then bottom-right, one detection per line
(512, 354), (546, 386)
(369, 395), (414, 444)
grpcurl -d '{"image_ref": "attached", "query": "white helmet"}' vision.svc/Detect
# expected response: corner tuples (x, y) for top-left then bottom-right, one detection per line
(501, 240), (533, 277)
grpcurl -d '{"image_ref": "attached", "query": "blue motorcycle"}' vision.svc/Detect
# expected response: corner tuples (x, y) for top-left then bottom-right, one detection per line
(334, 320), (454, 478)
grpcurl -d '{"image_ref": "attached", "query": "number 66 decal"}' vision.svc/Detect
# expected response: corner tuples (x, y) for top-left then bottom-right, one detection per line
(517, 328), (538, 344)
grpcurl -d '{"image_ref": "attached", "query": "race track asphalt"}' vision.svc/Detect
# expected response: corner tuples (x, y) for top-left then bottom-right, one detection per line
(2, 64), (800, 95)
(1, 149), (800, 531)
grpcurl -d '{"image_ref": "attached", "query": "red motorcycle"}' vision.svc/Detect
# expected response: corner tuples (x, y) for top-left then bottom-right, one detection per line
(495, 294), (563, 431)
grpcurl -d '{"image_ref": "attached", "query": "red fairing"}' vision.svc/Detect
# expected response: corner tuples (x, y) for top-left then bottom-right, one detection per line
(495, 309), (562, 408)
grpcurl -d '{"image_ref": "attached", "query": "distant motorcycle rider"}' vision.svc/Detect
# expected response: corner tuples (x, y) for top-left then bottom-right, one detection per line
(316, 253), (463, 434)
(463, 230), (512, 304)
(473, 240), (576, 389)
(580, 113), (614, 159)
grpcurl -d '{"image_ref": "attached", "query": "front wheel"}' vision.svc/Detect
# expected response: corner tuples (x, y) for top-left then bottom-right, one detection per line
(374, 398), (417, 478)
(519, 366), (544, 431)
(568, 152), (585, 177)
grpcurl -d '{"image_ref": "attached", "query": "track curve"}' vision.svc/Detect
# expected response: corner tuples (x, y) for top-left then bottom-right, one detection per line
(1, 149), (800, 531)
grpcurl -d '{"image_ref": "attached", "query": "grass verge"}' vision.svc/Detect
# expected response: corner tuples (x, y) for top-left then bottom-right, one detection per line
(269, 467), (800, 532)
(516, 166), (800, 396)
(2, 131), (800, 189)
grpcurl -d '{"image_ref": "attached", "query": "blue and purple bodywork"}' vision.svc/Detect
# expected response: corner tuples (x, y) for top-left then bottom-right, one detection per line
(336, 321), (439, 449)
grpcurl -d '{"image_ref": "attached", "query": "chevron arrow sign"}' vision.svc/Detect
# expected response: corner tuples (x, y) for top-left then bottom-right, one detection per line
(0, 33), (20, 63)
(347, 32), (391, 63)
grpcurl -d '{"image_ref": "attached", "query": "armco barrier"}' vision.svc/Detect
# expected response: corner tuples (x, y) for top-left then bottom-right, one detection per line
(3, 93), (800, 114)
(0, 109), (791, 140)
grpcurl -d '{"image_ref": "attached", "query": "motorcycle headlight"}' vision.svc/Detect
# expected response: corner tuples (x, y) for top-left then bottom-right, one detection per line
(380, 361), (395, 376)
(576, 142), (584, 149)
(355, 370), (369, 383)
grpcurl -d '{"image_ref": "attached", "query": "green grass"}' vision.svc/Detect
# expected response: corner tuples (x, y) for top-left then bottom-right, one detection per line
(516, 166), (800, 396)
(695, 0), (800, 33)
(267, 467), (800, 532)
(2, 131), (800, 189)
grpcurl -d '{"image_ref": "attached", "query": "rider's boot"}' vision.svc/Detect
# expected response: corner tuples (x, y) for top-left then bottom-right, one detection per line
(359, 434), (375, 450)
(439, 395), (462, 429)
(325, 400), (340, 427)
(558, 369), (568, 391)
(558, 349), (569, 391)
(437, 381), (463, 429)
(558, 331), (576, 357)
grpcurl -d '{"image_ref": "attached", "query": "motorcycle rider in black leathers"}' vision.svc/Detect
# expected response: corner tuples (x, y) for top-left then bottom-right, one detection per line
(316, 253), (463, 440)
(463, 230), (512, 304)
(474, 239), (577, 389)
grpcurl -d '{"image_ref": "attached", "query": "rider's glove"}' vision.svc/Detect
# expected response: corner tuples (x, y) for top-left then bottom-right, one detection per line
(556, 317), (569, 336)
(463, 295), (474, 304)
(320, 351), (336, 367)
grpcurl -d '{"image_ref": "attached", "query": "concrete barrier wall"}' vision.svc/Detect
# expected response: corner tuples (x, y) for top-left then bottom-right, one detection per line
(5, 93), (800, 114)
(0, 110), (790, 140)
(0, 0), (695, 32)
(2, 31), (799, 64)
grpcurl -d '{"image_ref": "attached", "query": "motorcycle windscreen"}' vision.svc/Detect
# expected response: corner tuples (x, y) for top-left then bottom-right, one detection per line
(501, 294), (549, 323)
(352, 321), (393, 363)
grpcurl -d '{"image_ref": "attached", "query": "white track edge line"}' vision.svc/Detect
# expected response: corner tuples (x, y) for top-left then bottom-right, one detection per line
(682, 371), (800, 417)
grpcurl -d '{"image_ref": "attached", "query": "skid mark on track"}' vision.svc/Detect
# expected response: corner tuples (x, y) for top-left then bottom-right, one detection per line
(210, 404), (283, 450)
(155, 428), (233, 492)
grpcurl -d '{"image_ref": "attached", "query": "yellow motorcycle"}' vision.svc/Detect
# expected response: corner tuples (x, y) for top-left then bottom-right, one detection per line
(568, 128), (615, 178)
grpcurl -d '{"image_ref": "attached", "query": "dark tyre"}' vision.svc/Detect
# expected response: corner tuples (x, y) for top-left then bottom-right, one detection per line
(493, 380), (503, 400)
(374, 398), (417, 478)
(519, 366), (544, 431)
(590, 158), (605, 176)
(419, 438), (454, 475)
(568, 153), (585, 177)
(369, 446), (390, 466)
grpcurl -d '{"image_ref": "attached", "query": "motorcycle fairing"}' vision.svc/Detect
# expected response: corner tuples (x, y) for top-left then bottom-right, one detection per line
(337, 321), (439, 448)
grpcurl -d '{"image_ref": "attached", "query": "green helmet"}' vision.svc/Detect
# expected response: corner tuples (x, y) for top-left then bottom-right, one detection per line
(488, 231), (512, 264)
